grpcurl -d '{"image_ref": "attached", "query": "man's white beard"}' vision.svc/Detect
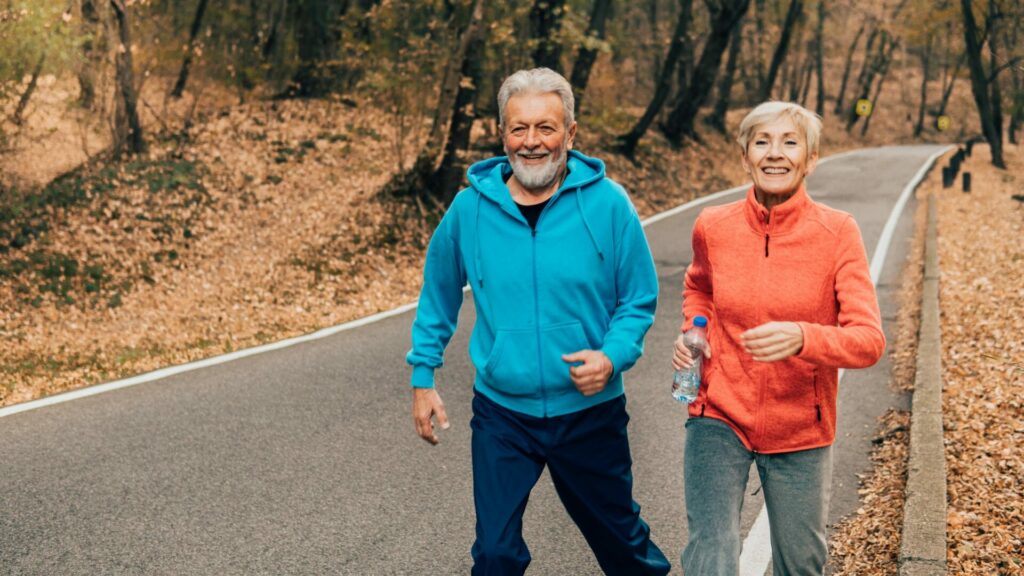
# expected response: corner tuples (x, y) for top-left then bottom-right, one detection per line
(509, 147), (565, 190)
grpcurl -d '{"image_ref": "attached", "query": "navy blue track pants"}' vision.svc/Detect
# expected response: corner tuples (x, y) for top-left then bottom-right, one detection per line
(469, 392), (670, 576)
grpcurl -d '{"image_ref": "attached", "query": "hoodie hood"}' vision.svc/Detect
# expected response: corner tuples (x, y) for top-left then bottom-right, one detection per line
(466, 149), (607, 207)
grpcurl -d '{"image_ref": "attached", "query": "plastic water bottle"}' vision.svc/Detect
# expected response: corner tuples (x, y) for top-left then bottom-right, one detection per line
(672, 315), (708, 403)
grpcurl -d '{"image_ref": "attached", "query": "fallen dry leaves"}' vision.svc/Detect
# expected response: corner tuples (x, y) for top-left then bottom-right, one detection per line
(935, 143), (1023, 574)
(828, 143), (1024, 575)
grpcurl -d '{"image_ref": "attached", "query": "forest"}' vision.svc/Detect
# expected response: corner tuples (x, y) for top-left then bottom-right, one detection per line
(1, 1), (1022, 396)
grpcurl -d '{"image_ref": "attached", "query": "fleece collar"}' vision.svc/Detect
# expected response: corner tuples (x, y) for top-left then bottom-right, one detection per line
(743, 184), (812, 235)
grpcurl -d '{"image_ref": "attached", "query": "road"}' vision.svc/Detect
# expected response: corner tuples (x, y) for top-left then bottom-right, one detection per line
(0, 145), (947, 575)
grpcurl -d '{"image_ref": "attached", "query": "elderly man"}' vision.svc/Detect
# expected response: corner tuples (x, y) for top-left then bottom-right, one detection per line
(406, 68), (669, 575)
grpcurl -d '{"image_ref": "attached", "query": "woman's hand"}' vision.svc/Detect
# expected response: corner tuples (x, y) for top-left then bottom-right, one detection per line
(672, 333), (712, 371)
(741, 321), (804, 362)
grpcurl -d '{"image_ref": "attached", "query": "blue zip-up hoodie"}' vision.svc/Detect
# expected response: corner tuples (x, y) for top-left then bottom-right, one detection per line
(406, 150), (658, 417)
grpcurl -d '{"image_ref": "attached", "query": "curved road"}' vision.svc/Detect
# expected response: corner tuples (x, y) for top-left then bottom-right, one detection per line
(0, 145), (947, 575)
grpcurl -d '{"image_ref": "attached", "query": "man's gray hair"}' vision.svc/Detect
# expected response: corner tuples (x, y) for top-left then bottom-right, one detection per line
(497, 67), (575, 129)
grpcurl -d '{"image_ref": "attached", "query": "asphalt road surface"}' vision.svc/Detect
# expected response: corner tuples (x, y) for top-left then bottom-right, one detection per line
(0, 145), (948, 575)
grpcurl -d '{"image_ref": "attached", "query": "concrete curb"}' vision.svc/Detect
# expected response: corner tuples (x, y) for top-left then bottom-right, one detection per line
(898, 193), (947, 575)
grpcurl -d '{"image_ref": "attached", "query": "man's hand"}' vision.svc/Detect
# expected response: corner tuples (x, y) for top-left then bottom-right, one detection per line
(562, 350), (614, 396)
(741, 321), (804, 362)
(412, 387), (450, 445)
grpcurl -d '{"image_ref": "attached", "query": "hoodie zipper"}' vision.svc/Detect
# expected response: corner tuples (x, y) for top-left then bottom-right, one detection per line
(532, 198), (557, 418)
(531, 227), (549, 416)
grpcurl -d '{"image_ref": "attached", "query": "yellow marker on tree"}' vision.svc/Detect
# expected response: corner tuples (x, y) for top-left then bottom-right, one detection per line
(855, 99), (873, 117)
(936, 115), (951, 132)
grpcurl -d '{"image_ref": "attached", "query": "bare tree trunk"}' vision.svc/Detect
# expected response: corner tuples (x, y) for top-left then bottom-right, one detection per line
(1008, 4), (1022, 144)
(705, 15), (744, 133)
(753, 0), (766, 87)
(381, 0), (486, 201)
(262, 0), (289, 60)
(861, 44), (895, 136)
(77, 0), (104, 108)
(430, 2), (487, 205)
(530, 0), (566, 72)
(647, 0), (661, 87)
(569, 0), (613, 116)
(937, 52), (965, 117)
(11, 54), (45, 126)
(758, 0), (803, 101)
(662, 0), (751, 145)
(961, 0), (1004, 167)
(814, 0), (825, 115)
(110, 0), (146, 157)
(914, 33), (934, 137)
(834, 22), (866, 114)
(846, 29), (889, 132)
(798, 54), (814, 105)
(986, 0), (1004, 147)
(784, 9), (808, 102)
(170, 0), (210, 98)
(615, 0), (694, 158)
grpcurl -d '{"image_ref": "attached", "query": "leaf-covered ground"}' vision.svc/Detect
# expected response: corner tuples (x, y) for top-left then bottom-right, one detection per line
(828, 143), (1023, 574)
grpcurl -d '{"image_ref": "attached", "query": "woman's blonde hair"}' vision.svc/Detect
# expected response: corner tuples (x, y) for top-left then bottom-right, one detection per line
(737, 101), (823, 155)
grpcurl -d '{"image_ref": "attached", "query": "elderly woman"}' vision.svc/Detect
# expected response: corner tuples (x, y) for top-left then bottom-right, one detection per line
(672, 101), (885, 575)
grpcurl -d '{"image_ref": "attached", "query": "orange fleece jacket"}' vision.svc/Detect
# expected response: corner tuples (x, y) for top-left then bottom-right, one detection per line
(682, 185), (885, 454)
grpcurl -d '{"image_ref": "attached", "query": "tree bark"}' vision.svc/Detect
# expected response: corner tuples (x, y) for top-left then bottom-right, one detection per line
(615, 0), (694, 158)
(288, 0), (379, 97)
(861, 42), (895, 136)
(798, 54), (814, 105)
(784, 9), (808, 102)
(937, 52), (965, 117)
(914, 33), (934, 137)
(661, 0), (751, 145)
(986, 0), (1003, 148)
(170, 0), (210, 98)
(11, 54), (45, 126)
(77, 0), (104, 108)
(814, 0), (825, 115)
(834, 22), (865, 114)
(429, 2), (488, 205)
(382, 0), (486, 202)
(758, 0), (803, 101)
(961, 0), (1005, 167)
(705, 15), (744, 134)
(530, 0), (567, 73)
(753, 0), (767, 87)
(569, 0), (613, 116)
(845, 29), (888, 132)
(261, 0), (289, 60)
(111, 0), (146, 156)
(1008, 3), (1022, 144)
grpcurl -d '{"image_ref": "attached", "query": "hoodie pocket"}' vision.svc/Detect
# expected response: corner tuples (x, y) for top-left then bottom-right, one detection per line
(484, 322), (590, 397)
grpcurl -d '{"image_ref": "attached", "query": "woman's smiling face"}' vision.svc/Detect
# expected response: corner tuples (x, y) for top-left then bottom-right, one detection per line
(742, 116), (818, 198)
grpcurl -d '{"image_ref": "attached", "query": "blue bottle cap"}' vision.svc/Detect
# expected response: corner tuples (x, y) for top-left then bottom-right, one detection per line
(693, 315), (708, 327)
